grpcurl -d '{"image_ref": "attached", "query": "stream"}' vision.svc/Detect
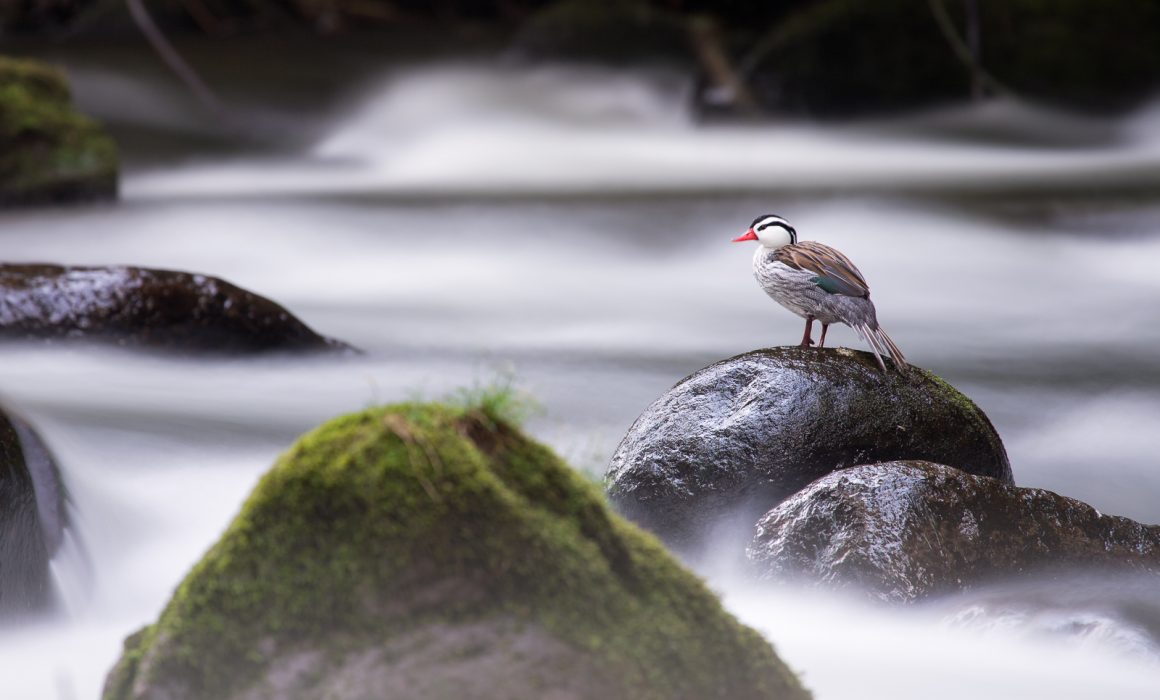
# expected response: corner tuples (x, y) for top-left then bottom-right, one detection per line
(1, 49), (1160, 699)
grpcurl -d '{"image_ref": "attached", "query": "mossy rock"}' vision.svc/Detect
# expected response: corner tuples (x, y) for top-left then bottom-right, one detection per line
(743, 0), (1160, 117)
(606, 347), (1011, 557)
(749, 461), (1160, 603)
(103, 403), (809, 700)
(0, 56), (117, 205)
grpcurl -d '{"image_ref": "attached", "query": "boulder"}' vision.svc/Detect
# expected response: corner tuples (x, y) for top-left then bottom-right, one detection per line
(0, 407), (67, 617)
(103, 402), (809, 700)
(0, 264), (349, 354)
(748, 461), (1160, 603)
(0, 57), (117, 204)
(605, 347), (1010, 554)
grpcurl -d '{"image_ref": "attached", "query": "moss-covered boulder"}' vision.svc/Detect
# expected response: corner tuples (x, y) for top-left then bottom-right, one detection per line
(0, 264), (349, 354)
(749, 461), (1160, 603)
(103, 403), (809, 700)
(0, 57), (117, 204)
(1, 407), (68, 618)
(742, 0), (1160, 118)
(605, 347), (1010, 555)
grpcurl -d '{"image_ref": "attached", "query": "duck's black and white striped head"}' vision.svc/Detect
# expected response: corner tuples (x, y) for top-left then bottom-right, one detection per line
(732, 214), (797, 249)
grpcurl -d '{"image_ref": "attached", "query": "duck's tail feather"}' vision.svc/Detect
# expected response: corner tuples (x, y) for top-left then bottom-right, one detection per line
(855, 324), (888, 371)
(855, 324), (908, 372)
(875, 327), (909, 371)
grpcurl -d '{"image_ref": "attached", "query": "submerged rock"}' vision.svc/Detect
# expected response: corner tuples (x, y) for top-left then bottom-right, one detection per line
(0, 57), (117, 204)
(0, 264), (348, 354)
(0, 407), (67, 618)
(749, 461), (1160, 603)
(606, 347), (1010, 553)
(103, 403), (809, 700)
(935, 573), (1160, 663)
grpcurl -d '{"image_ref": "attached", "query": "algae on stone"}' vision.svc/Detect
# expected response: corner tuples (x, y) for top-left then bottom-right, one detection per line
(104, 402), (809, 700)
(0, 57), (117, 204)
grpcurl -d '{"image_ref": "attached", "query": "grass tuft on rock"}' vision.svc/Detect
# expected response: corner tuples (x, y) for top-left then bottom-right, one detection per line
(104, 401), (808, 700)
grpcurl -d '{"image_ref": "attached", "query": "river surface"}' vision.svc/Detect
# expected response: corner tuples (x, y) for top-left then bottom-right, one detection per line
(2, 48), (1160, 699)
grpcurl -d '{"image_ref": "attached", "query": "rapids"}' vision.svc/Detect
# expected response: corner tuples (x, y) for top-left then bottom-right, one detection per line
(1, 56), (1159, 698)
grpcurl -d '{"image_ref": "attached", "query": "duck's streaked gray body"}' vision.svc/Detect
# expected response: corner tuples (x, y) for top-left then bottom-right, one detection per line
(753, 245), (878, 330)
(736, 214), (907, 371)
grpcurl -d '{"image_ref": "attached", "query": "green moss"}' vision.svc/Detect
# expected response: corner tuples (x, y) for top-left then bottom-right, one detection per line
(0, 56), (117, 204)
(106, 402), (808, 700)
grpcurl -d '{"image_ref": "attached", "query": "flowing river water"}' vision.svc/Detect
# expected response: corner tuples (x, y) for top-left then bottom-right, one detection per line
(2, 49), (1160, 698)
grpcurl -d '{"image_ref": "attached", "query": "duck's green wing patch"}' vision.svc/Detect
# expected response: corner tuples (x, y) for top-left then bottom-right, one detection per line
(776, 241), (871, 298)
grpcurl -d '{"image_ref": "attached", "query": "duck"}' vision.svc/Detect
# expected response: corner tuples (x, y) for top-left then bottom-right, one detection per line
(732, 214), (907, 371)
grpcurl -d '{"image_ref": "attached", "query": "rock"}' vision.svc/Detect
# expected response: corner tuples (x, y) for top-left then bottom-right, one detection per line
(0, 264), (349, 354)
(0, 407), (68, 618)
(740, 0), (1160, 118)
(103, 402), (809, 700)
(0, 57), (117, 204)
(748, 461), (1160, 603)
(606, 347), (1010, 554)
(510, 0), (695, 67)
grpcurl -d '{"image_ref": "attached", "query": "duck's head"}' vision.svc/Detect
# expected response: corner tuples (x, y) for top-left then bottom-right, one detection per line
(732, 214), (797, 249)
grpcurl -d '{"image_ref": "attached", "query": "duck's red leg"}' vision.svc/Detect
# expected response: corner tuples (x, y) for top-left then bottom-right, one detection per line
(799, 316), (815, 347)
(818, 323), (830, 348)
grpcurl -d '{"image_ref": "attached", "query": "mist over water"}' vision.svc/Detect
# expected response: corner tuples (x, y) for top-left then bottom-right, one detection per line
(2, 62), (1160, 698)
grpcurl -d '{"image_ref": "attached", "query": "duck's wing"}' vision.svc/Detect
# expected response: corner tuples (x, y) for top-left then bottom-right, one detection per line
(774, 241), (870, 298)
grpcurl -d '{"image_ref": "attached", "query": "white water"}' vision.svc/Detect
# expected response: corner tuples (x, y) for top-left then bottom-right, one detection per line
(2, 63), (1160, 698)
(124, 65), (1160, 199)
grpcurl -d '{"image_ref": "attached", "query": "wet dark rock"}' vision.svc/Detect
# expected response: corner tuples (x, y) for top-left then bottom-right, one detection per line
(749, 461), (1160, 603)
(0, 57), (117, 205)
(606, 347), (1010, 553)
(0, 408), (67, 618)
(103, 403), (808, 700)
(741, 0), (1160, 118)
(0, 264), (349, 355)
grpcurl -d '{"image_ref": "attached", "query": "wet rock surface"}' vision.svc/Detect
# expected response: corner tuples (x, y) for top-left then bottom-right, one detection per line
(0, 57), (117, 205)
(0, 264), (348, 355)
(0, 407), (67, 618)
(749, 461), (1160, 603)
(606, 347), (1010, 552)
(104, 403), (808, 700)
